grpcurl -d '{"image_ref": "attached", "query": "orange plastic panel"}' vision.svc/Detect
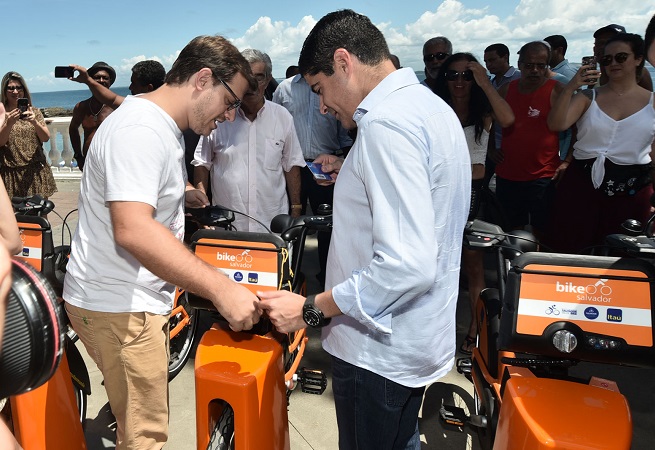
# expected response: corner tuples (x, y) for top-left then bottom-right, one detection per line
(10, 352), (86, 450)
(494, 376), (631, 450)
(15, 222), (44, 271)
(195, 324), (288, 450)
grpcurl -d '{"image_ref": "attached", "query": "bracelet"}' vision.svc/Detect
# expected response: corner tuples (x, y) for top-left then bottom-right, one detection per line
(291, 204), (302, 209)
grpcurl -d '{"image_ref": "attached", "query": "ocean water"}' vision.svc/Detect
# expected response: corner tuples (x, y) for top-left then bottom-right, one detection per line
(32, 87), (131, 110)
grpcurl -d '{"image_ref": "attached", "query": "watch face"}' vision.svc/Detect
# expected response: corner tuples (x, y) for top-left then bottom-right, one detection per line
(303, 309), (322, 327)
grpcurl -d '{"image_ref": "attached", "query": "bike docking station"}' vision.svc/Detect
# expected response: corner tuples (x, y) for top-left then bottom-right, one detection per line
(188, 221), (327, 450)
(443, 219), (655, 450)
(3, 196), (89, 450)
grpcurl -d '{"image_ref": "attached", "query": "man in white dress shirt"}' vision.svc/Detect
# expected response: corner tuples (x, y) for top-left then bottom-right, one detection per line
(259, 10), (470, 449)
(193, 49), (305, 232)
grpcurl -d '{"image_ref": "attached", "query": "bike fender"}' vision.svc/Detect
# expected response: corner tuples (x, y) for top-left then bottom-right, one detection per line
(65, 336), (91, 396)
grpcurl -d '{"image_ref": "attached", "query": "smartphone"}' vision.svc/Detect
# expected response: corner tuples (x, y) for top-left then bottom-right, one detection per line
(581, 56), (599, 84)
(17, 98), (29, 118)
(54, 66), (75, 78)
(306, 162), (332, 181)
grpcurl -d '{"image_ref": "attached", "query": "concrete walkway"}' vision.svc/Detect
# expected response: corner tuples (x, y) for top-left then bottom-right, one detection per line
(48, 176), (655, 450)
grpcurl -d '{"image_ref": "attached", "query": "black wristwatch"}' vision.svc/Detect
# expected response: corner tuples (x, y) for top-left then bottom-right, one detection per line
(302, 295), (331, 328)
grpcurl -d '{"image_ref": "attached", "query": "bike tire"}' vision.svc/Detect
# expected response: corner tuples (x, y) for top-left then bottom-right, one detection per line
(168, 293), (199, 381)
(207, 401), (235, 450)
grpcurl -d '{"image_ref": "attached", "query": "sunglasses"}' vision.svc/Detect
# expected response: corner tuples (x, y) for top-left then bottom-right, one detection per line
(6, 85), (24, 92)
(519, 62), (548, 70)
(600, 52), (632, 66)
(445, 70), (474, 81)
(218, 78), (241, 111)
(423, 52), (450, 63)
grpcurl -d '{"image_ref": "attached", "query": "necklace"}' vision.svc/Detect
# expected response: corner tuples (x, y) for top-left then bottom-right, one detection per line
(606, 84), (632, 97)
(88, 99), (105, 122)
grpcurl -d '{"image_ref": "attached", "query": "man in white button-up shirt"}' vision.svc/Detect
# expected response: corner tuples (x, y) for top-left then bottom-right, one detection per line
(260, 10), (470, 449)
(193, 49), (305, 232)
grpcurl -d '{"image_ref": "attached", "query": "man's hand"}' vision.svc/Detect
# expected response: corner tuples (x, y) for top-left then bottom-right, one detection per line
(185, 188), (209, 208)
(312, 153), (344, 185)
(212, 283), (261, 332)
(552, 161), (570, 183)
(258, 290), (306, 333)
(68, 65), (90, 85)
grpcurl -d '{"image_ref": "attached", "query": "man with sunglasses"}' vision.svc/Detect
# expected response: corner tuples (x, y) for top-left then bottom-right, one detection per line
(62, 36), (261, 450)
(422, 36), (452, 90)
(192, 49), (306, 232)
(493, 40), (566, 237)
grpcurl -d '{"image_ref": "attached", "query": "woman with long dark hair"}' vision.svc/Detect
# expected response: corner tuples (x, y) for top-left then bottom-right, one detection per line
(0, 71), (55, 199)
(434, 52), (514, 354)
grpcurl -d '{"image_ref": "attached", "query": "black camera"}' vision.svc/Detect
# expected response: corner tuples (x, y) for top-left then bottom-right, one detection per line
(0, 259), (64, 398)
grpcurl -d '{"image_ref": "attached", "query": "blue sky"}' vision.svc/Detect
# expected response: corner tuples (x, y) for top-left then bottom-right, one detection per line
(4, 0), (654, 93)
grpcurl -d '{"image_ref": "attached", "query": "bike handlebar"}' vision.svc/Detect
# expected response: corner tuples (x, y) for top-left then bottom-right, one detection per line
(12, 195), (55, 216)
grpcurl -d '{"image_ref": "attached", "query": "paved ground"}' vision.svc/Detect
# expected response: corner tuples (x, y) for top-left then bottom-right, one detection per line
(48, 176), (655, 449)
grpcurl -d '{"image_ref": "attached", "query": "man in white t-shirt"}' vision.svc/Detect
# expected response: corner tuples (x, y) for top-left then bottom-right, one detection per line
(62, 35), (261, 450)
(193, 49), (305, 231)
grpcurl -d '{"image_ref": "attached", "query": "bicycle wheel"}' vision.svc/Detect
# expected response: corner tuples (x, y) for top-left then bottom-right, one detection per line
(168, 292), (198, 380)
(207, 401), (235, 450)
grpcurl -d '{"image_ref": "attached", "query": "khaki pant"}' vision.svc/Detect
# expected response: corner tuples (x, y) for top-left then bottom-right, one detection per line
(65, 303), (170, 450)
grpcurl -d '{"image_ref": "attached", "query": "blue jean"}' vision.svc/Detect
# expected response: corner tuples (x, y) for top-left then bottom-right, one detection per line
(331, 356), (425, 450)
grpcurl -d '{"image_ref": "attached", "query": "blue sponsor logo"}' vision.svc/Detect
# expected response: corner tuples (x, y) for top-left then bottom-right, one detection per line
(248, 273), (259, 284)
(22, 248), (29, 256)
(233, 272), (243, 282)
(607, 308), (623, 323)
(584, 307), (599, 320)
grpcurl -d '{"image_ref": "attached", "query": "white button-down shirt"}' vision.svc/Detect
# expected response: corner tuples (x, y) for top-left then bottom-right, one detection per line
(192, 100), (306, 232)
(323, 68), (471, 387)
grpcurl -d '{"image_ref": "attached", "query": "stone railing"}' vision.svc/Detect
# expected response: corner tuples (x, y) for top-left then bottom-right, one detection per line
(44, 116), (80, 175)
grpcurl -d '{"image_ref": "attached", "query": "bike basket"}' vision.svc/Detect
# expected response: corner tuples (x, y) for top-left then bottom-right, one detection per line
(499, 252), (655, 367)
(189, 229), (291, 310)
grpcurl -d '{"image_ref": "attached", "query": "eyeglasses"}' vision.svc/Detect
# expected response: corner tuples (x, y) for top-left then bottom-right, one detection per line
(6, 85), (24, 92)
(600, 52), (632, 66)
(218, 78), (241, 111)
(423, 52), (450, 63)
(253, 74), (269, 85)
(519, 62), (548, 70)
(445, 70), (474, 81)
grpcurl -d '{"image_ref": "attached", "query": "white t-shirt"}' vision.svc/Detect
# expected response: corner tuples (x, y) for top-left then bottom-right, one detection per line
(63, 96), (186, 314)
(192, 100), (305, 232)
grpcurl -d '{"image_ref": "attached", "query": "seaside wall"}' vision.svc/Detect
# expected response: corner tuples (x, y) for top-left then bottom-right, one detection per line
(44, 116), (79, 175)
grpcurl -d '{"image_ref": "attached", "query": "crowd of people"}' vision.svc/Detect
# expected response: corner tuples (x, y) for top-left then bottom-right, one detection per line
(1, 10), (655, 450)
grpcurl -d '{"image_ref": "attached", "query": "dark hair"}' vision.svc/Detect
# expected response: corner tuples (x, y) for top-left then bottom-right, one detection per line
(299, 9), (390, 76)
(518, 41), (551, 65)
(646, 15), (655, 64)
(605, 32), (646, 77)
(423, 36), (453, 54)
(433, 53), (491, 145)
(544, 35), (567, 54)
(132, 60), (166, 90)
(285, 65), (300, 79)
(1, 72), (32, 106)
(165, 35), (256, 92)
(484, 43), (510, 58)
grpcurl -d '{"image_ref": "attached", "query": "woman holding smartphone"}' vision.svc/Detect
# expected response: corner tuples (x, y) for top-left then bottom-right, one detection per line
(434, 53), (514, 354)
(547, 33), (655, 253)
(0, 71), (55, 198)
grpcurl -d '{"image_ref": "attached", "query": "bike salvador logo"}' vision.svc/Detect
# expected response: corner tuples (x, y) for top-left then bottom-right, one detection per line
(216, 249), (253, 269)
(555, 279), (612, 303)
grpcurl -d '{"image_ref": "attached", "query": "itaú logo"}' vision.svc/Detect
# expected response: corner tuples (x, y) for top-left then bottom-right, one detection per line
(555, 280), (612, 303)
